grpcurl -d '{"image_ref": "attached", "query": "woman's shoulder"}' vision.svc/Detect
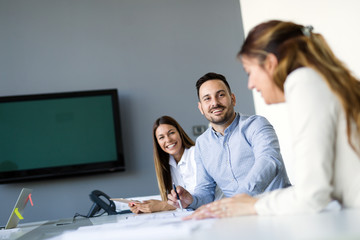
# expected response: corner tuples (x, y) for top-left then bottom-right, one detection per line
(285, 67), (325, 88)
(284, 67), (340, 119)
(185, 146), (196, 156)
(180, 146), (196, 169)
(285, 67), (331, 99)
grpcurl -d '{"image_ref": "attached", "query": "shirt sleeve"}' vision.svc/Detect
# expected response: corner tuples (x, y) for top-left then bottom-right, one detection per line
(189, 141), (216, 209)
(255, 68), (337, 215)
(237, 115), (286, 195)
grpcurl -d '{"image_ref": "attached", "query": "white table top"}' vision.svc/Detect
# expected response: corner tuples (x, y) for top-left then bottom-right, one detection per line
(2, 208), (360, 240)
(191, 208), (360, 240)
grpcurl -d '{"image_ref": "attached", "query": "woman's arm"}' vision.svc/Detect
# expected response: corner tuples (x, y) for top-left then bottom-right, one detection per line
(129, 199), (176, 214)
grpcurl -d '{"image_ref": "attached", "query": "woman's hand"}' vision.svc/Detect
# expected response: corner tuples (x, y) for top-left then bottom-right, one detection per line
(128, 201), (142, 214)
(128, 200), (175, 214)
(183, 194), (258, 220)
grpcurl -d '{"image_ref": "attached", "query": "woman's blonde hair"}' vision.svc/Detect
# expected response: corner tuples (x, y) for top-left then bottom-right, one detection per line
(152, 116), (195, 201)
(239, 20), (360, 154)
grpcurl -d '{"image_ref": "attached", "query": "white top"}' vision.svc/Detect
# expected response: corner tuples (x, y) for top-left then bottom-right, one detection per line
(169, 146), (224, 200)
(169, 146), (197, 194)
(255, 67), (360, 215)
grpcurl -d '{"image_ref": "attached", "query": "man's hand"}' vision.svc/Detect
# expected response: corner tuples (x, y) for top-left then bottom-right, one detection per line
(167, 186), (193, 209)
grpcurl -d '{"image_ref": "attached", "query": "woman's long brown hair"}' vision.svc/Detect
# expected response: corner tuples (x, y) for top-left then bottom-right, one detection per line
(152, 116), (195, 201)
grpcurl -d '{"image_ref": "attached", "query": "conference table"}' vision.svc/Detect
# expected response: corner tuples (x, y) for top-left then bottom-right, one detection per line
(2, 208), (360, 240)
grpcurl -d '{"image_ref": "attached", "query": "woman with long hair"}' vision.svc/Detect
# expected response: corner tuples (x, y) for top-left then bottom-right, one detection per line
(129, 115), (196, 213)
(185, 20), (360, 219)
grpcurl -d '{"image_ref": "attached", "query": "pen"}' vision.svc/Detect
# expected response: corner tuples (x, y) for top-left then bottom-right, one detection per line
(172, 183), (184, 211)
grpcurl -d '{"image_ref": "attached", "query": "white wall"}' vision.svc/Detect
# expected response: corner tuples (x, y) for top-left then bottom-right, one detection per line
(239, 0), (360, 183)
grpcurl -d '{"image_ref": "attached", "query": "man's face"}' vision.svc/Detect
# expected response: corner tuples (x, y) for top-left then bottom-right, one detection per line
(197, 79), (236, 126)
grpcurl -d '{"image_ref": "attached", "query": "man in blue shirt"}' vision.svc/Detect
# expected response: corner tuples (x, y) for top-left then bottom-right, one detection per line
(168, 72), (290, 210)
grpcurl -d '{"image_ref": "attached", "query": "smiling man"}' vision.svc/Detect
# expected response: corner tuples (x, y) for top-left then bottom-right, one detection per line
(168, 72), (291, 210)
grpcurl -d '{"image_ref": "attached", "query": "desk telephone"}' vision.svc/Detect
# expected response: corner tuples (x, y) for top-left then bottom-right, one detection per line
(87, 190), (117, 217)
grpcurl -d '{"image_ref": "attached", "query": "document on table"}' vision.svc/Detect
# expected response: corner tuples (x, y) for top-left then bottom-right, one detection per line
(122, 208), (193, 220)
(49, 210), (215, 240)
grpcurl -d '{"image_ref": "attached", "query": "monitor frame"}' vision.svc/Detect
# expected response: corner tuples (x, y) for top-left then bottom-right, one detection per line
(0, 89), (125, 184)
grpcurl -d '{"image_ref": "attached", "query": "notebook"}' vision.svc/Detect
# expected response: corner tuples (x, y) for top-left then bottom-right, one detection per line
(5, 188), (33, 229)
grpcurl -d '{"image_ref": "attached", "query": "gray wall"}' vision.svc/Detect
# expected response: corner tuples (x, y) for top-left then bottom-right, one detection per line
(0, 0), (254, 224)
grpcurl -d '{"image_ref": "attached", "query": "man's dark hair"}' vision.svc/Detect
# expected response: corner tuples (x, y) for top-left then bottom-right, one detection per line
(196, 72), (232, 99)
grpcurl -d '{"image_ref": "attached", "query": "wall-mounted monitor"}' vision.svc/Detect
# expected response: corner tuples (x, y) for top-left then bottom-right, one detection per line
(0, 89), (125, 183)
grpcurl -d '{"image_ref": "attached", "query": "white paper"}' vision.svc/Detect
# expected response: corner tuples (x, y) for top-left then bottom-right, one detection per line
(49, 210), (215, 240)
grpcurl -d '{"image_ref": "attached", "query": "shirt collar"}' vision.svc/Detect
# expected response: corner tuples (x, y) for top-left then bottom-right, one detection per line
(169, 148), (188, 167)
(211, 112), (240, 137)
(169, 154), (177, 167)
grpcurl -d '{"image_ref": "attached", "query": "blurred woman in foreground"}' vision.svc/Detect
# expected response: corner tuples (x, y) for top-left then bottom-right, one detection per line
(185, 20), (360, 219)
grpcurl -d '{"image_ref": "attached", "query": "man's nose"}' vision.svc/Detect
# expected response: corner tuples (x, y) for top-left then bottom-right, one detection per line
(210, 98), (220, 108)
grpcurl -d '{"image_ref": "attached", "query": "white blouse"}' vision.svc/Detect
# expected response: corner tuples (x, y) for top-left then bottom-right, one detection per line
(169, 146), (197, 194)
(255, 67), (360, 215)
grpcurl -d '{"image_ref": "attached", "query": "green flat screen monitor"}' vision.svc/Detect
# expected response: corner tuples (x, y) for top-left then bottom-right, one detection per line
(0, 89), (125, 183)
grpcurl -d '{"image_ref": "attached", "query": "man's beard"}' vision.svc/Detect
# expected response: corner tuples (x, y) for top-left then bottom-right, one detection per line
(206, 105), (234, 126)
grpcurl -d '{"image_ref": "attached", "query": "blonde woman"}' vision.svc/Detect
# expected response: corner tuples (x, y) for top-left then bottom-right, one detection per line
(185, 20), (360, 219)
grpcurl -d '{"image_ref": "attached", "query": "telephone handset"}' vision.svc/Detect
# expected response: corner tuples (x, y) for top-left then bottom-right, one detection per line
(87, 190), (117, 217)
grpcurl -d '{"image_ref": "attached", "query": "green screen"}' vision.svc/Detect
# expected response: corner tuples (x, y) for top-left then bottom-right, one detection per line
(0, 95), (118, 172)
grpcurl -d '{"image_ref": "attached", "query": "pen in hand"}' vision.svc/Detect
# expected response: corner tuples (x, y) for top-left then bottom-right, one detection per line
(172, 183), (184, 211)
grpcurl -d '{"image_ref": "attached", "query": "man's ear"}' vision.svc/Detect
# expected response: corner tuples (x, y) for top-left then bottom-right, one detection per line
(265, 53), (278, 75)
(231, 93), (236, 107)
(198, 101), (204, 115)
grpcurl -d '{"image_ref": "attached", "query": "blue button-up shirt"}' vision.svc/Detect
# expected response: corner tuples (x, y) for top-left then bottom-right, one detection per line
(189, 113), (291, 209)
